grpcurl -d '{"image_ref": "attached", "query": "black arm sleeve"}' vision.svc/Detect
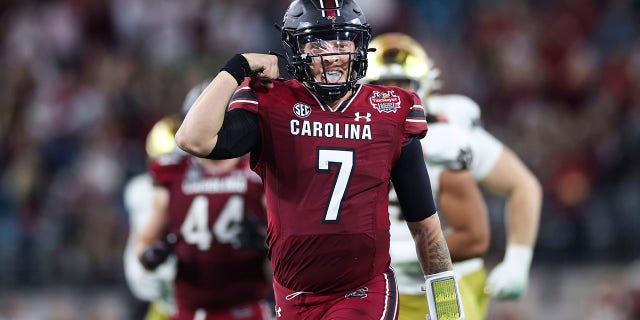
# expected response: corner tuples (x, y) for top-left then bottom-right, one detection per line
(206, 109), (261, 160)
(390, 137), (438, 222)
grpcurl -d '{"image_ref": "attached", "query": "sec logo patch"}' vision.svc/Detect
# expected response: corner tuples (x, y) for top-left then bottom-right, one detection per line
(293, 102), (312, 118)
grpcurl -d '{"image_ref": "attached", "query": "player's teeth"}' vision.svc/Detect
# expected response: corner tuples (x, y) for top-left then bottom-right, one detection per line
(325, 71), (342, 84)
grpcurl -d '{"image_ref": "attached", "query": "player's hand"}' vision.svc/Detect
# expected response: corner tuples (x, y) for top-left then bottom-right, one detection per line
(125, 242), (174, 301)
(139, 233), (178, 271)
(132, 267), (164, 299)
(242, 53), (279, 88)
(127, 256), (176, 301)
(485, 244), (533, 300)
(232, 213), (268, 255)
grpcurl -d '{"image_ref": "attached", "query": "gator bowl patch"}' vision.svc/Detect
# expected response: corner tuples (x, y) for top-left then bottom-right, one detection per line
(370, 90), (401, 113)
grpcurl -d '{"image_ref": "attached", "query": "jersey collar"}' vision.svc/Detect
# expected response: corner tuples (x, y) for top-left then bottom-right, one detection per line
(303, 84), (363, 113)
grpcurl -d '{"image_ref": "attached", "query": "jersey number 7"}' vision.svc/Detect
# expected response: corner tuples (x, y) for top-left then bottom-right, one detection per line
(317, 147), (355, 224)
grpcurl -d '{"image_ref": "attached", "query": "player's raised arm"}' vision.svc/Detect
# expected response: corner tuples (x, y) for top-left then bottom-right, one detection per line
(175, 54), (278, 157)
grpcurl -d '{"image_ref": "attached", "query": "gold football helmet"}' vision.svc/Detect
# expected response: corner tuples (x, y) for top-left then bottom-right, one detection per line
(145, 115), (180, 158)
(364, 32), (440, 98)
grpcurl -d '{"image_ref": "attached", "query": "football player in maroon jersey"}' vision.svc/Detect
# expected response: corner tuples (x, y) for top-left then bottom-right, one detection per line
(136, 82), (273, 320)
(176, 1), (463, 319)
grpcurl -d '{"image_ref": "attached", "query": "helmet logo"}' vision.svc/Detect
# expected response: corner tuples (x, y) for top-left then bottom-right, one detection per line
(293, 102), (312, 118)
(369, 90), (401, 113)
(319, 0), (341, 20)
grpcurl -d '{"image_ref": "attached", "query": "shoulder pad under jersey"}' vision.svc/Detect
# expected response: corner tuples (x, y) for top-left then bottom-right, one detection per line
(425, 94), (481, 130)
(151, 149), (188, 166)
(421, 123), (473, 170)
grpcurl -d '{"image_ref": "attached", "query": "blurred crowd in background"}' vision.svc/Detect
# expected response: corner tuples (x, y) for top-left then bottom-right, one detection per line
(0, 0), (639, 318)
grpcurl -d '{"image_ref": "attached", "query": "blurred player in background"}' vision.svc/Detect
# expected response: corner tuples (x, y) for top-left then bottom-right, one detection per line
(388, 122), (490, 320)
(123, 167), (176, 319)
(136, 82), (273, 320)
(124, 116), (185, 319)
(364, 33), (543, 319)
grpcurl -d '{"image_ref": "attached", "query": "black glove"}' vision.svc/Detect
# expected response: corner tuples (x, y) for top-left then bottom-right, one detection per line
(139, 233), (178, 271)
(233, 213), (268, 256)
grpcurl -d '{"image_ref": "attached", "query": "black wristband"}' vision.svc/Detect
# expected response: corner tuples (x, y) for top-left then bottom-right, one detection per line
(221, 54), (251, 85)
(140, 246), (168, 271)
(139, 234), (177, 271)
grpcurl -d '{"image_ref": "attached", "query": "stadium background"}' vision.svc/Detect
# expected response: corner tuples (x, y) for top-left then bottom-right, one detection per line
(0, 0), (639, 318)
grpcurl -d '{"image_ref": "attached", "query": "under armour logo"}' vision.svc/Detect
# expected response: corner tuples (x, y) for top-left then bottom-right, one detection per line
(275, 306), (282, 318)
(354, 112), (371, 122)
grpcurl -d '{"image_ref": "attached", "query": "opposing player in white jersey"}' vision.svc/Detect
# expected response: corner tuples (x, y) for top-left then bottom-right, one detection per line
(388, 122), (490, 320)
(364, 33), (543, 319)
(123, 118), (180, 320)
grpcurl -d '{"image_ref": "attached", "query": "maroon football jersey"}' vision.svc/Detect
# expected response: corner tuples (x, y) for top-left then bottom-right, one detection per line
(149, 154), (270, 311)
(228, 79), (427, 294)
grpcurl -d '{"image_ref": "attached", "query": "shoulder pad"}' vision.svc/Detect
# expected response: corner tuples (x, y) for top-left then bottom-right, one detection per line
(148, 152), (190, 186)
(426, 94), (481, 130)
(152, 151), (188, 166)
(421, 123), (473, 170)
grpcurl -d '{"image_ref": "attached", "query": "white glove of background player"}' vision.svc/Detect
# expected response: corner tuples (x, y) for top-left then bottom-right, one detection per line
(124, 244), (176, 301)
(485, 244), (533, 300)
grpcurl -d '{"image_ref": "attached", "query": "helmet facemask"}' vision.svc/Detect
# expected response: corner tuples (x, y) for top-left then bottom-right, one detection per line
(284, 27), (370, 101)
(280, 0), (371, 102)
